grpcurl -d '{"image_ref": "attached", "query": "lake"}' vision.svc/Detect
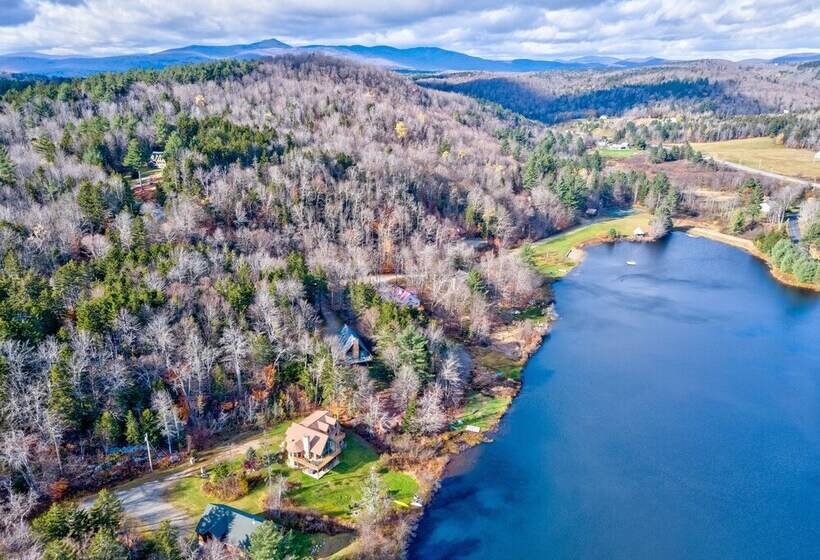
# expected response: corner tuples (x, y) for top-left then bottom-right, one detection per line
(410, 233), (820, 560)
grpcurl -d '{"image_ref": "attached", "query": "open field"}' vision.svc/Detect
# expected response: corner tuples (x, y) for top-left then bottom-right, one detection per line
(596, 147), (641, 159)
(166, 427), (418, 521)
(528, 211), (652, 278)
(691, 137), (820, 181)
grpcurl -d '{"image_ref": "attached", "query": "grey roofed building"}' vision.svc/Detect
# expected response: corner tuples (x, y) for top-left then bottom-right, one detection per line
(338, 324), (372, 365)
(195, 504), (265, 550)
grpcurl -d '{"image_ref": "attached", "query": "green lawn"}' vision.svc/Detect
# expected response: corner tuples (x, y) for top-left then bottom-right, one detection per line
(473, 347), (523, 381)
(527, 211), (651, 278)
(691, 137), (820, 181)
(597, 147), (641, 158)
(452, 392), (512, 431)
(166, 427), (417, 521)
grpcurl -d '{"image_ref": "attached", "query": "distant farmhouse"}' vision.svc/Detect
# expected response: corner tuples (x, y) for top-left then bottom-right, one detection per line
(338, 324), (372, 365)
(195, 504), (264, 552)
(609, 142), (630, 151)
(283, 410), (346, 479)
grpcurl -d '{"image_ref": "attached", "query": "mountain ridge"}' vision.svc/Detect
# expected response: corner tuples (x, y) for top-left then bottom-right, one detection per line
(1, 38), (818, 78)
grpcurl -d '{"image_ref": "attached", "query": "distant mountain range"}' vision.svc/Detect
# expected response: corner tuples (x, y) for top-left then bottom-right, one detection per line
(1, 38), (819, 78)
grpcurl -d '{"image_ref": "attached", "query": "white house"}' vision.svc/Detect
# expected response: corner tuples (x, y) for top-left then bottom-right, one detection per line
(814, 151), (820, 161)
(633, 227), (646, 237)
(149, 151), (166, 169)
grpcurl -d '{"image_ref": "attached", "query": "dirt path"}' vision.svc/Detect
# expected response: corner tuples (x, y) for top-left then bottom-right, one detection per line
(82, 432), (273, 531)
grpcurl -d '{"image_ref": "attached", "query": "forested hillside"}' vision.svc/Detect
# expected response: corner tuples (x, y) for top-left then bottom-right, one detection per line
(418, 61), (820, 125)
(2, 52), (816, 558)
(0, 55), (567, 558)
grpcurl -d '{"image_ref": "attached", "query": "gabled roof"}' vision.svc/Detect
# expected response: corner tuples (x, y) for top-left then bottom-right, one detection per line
(195, 504), (265, 549)
(338, 324), (372, 363)
(284, 410), (341, 455)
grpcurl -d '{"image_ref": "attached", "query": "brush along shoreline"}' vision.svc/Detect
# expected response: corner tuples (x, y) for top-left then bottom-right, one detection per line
(406, 219), (816, 554)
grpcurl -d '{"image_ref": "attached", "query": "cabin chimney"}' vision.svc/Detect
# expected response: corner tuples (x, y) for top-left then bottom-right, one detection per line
(303, 435), (311, 459)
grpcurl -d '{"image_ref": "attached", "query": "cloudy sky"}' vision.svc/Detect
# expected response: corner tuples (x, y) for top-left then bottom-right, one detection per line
(1, 0), (819, 60)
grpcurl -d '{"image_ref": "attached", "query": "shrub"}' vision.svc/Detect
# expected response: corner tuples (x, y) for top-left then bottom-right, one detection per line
(48, 479), (71, 501)
(754, 227), (787, 254)
(203, 469), (250, 501)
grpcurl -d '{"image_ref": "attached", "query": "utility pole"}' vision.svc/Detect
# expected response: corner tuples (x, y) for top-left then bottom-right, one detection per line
(145, 433), (154, 472)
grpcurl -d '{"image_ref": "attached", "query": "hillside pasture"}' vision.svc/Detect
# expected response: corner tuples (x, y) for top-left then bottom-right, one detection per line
(691, 137), (820, 181)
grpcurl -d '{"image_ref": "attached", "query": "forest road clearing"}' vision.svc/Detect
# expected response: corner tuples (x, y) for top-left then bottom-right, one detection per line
(81, 432), (272, 531)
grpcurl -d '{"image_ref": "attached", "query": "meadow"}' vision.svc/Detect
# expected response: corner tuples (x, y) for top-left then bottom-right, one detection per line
(691, 137), (820, 181)
(526, 212), (652, 278)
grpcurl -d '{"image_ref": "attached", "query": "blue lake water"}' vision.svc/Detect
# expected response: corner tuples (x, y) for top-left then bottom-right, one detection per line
(410, 233), (820, 560)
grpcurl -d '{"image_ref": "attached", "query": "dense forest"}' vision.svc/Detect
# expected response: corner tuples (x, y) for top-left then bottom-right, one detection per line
(0, 54), (673, 558)
(418, 61), (820, 138)
(1, 52), (818, 558)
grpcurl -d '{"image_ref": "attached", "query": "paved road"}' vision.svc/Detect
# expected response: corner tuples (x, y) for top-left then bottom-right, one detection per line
(709, 158), (820, 190)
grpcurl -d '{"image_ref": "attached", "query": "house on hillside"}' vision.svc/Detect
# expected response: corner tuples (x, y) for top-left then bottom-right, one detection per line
(195, 504), (264, 551)
(338, 324), (372, 365)
(378, 285), (421, 308)
(283, 410), (346, 479)
(149, 151), (166, 169)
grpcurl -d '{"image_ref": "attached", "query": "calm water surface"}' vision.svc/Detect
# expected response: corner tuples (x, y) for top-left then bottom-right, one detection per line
(410, 233), (820, 560)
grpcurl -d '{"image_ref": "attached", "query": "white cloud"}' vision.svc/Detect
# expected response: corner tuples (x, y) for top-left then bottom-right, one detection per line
(0, 0), (818, 60)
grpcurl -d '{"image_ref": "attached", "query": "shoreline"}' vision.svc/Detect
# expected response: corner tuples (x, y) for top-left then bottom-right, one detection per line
(406, 219), (817, 555)
(674, 220), (820, 293)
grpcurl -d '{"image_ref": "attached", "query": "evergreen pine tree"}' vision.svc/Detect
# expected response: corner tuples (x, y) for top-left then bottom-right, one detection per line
(123, 138), (146, 173)
(0, 145), (16, 188)
(124, 410), (141, 445)
(77, 180), (107, 230)
(43, 539), (79, 560)
(86, 529), (128, 560)
(248, 521), (296, 560)
(140, 408), (161, 446)
(95, 410), (121, 452)
(48, 348), (80, 431)
(88, 489), (123, 532)
(149, 520), (182, 560)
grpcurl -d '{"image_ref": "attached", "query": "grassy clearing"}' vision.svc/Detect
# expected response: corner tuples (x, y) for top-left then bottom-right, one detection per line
(166, 427), (417, 521)
(528, 211), (652, 278)
(691, 137), (820, 180)
(597, 148), (641, 158)
(473, 347), (523, 381)
(453, 392), (512, 431)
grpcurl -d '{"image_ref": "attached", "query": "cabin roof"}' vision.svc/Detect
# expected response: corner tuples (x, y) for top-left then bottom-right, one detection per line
(338, 324), (372, 363)
(195, 504), (265, 550)
(284, 410), (340, 455)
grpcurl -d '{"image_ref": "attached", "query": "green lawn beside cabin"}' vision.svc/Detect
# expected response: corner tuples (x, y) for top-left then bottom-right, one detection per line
(166, 426), (417, 521)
